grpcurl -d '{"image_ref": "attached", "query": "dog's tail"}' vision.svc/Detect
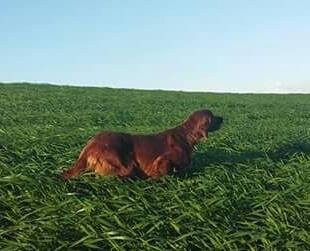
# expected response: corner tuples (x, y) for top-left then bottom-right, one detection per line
(61, 156), (87, 180)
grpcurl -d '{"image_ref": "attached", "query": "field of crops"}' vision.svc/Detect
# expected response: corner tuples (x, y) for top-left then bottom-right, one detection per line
(0, 83), (309, 250)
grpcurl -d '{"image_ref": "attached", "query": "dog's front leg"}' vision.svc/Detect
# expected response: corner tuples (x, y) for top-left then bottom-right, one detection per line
(145, 154), (174, 179)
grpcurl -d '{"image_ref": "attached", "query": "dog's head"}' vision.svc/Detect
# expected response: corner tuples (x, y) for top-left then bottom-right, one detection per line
(183, 110), (223, 140)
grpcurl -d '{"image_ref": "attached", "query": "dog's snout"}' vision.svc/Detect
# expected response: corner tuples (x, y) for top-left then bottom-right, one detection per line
(215, 116), (223, 124)
(208, 115), (223, 132)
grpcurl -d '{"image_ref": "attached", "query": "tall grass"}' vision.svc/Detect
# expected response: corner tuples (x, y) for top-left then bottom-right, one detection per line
(0, 83), (309, 250)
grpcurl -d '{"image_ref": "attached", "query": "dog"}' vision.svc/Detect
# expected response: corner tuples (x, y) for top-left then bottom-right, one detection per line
(62, 110), (223, 180)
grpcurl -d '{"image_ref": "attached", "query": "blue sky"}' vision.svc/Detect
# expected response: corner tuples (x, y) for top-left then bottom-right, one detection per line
(1, 0), (309, 93)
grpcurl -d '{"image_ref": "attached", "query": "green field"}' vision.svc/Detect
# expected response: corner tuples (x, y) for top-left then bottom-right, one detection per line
(0, 83), (309, 250)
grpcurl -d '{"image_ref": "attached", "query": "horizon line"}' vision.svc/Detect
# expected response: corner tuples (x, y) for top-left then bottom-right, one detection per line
(1, 81), (309, 95)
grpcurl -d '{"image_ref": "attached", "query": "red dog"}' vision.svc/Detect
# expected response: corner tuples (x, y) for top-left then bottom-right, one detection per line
(62, 110), (223, 180)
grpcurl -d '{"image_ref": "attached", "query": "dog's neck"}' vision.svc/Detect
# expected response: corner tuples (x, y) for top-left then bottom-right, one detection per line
(184, 128), (203, 146)
(171, 124), (204, 149)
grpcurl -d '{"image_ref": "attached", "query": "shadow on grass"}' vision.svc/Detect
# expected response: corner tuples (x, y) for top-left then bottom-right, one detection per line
(268, 140), (310, 161)
(60, 139), (310, 195)
(60, 140), (310, 197)
(186, 139), (310, 177)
